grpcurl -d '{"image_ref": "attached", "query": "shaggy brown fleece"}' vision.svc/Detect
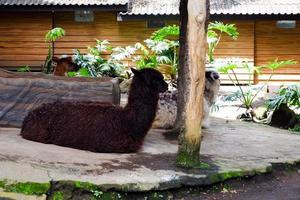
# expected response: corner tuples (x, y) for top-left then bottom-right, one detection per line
(21, 68), (168, 153)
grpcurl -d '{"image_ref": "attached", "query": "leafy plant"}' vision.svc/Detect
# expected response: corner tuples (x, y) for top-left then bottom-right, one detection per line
(111, 38), (179, 84)
(142, 22), (237, 83)
(17, 65), (31, 72)
(207, 22), (239, 63)
(266, 85), (300, 110)
(151, 25), (179, 41)
(73, 40), (123, 77)
(289, 125), (300, 133)
(219, 59), (297, 117)
(150, 22), (239, 64)
(44, 27), (66, 74)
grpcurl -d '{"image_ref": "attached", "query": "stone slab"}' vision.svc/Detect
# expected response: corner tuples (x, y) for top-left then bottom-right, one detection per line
(0, 118), (299, 192)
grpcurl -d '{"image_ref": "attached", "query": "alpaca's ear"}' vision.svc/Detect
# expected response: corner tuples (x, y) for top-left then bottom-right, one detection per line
(131, 68), (140, 76)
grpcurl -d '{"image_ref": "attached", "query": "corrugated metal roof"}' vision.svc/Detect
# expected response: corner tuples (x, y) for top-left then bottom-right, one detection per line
(0, 0), (127, 6)
(120, 0), (300, 16)
(211, 0), (300, 15)
(1, 0), (300, 15)
(125, 0), (179, 16)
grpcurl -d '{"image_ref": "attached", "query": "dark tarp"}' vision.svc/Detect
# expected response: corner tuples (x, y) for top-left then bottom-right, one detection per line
(0, 69), (120, 128)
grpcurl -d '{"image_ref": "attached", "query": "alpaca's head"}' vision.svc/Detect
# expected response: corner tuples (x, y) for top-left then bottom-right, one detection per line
(205, 70), (220, 103)
(131, 68), (168, 93)
(205, 70), (220, 82)
(52, 56), (80, 76)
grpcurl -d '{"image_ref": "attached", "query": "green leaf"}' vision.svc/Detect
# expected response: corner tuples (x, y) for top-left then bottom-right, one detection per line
(77, 68), (90, 77)
(67, 71), (77, 77)
(45, 27), (65, 42)
(17, 65), (30, 72)
(217, 64), (238, 74)
(266, 85), (300, 109)
(208, 21), (239, 39)
(151, 25), (179, 41)
(258, 59), (297, 71)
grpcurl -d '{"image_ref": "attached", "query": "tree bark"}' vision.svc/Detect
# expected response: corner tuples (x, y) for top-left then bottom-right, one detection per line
(175, 0), (209, 167)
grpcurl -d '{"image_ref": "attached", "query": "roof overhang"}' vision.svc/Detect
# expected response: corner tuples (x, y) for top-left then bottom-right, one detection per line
(118, 14), (179, 21)
(0, 4), (128, 12)
(119, 13), (300, 21)
(209, 14), (300, 20)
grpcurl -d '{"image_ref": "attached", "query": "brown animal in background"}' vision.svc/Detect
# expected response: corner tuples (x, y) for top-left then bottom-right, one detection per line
(52, 56), (80, 76)
(21, 68), (168, 153)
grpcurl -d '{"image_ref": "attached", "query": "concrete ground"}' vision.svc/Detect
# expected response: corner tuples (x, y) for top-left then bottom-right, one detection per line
(0, 117), (299, 194)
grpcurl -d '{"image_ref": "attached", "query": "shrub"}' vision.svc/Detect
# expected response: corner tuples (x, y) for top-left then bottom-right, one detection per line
(72, 40), (123, 77)
(151, 25), (179, 41)
(114, 22), (238, 84)
(266, 85), (300, 110)
(111, 38), (179, 85)
(44, 27), (65, 74)
(219, 59), (297, 117)
(207, 22), (239, 63)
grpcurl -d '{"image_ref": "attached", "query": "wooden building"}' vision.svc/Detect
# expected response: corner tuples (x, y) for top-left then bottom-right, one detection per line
(0, 0), (300, 83)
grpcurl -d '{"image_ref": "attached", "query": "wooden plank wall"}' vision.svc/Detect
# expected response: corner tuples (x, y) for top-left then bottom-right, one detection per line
(255, 20), (300, 83)
(54, 12), (152, 55)
(0, 12), (52, 70)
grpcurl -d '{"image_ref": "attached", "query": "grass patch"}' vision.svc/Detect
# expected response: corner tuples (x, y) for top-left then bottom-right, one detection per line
(289, 126), (300, 134)
(74, 181), (98, 191)
(209, 171), (245, 183)
(176, 150), (211, 169)
(51, 191), (64, 200)
(0, 180), (6, 188)
(5, 182), (50, 196)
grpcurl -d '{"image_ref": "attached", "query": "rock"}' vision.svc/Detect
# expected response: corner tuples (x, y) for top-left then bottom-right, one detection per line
(254, 106), (268, 120)
(270, 103), (298, 129)
(237, 113), (252, 121)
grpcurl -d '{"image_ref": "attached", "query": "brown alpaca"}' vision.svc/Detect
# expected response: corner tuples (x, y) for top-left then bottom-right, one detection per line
(52, 56), (80, 76)
(21, 68), (168, 153)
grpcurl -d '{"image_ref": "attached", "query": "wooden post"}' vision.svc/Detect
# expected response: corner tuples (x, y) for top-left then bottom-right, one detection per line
(176, 0), (209, 167)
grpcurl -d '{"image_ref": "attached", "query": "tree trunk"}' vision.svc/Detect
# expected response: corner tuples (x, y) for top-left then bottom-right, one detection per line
(176, 0), (209, 167)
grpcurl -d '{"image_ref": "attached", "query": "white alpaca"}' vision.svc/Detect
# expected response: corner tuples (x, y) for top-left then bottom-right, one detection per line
(152, 71), (220, 129)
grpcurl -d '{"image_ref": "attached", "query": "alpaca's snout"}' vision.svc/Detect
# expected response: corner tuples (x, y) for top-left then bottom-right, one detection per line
(212, 71), (220, 80)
